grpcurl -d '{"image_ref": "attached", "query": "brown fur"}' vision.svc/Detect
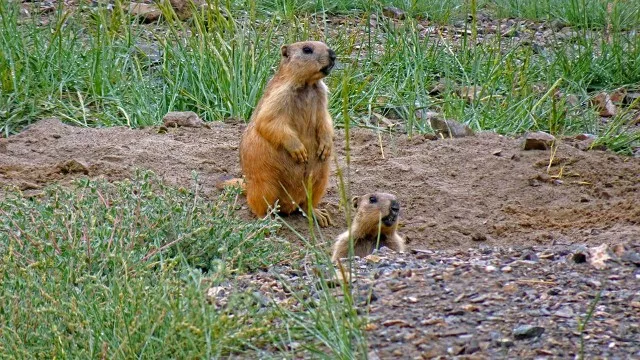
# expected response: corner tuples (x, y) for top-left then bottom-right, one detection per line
(238, 41), (336, 226)
(331, 192), (406, 261)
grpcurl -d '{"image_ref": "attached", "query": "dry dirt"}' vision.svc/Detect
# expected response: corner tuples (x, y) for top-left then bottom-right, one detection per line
(0, 118), (639, 252)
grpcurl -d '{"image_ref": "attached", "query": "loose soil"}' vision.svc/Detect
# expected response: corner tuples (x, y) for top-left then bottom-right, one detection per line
(1, 118), (638, 252)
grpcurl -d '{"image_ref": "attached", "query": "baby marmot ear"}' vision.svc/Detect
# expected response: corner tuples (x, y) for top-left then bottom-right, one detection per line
(351, 196), (360, 209)
(280, 45), (289, 58)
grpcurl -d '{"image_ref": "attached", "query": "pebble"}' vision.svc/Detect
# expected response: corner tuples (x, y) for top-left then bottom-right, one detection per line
(382, 6), (406, 20)
(501, 266), (513, 273)
(485, 265), (497, 272)
(621, 252), (640, 265)
(513, 325), (545, 340)
(383, 319), (412, 328)
(553, 306), (575, 319)
(405, 296), (418, 303)
(522, 131), (556, 150)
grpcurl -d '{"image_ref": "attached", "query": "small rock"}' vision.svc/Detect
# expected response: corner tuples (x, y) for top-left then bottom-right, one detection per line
(623, 92), (640, 108)
(382, 6), (406, 20)
(365, 254), (382, 263)
(590, 92), (617, 117)
(162, 111), (208, 128)
(609, 88), (626, 103)
(494, 338), (514, 348)
(485, 265), (497, 272)
(539, 252), (555, 260)
(513, 325), (545, 340)
(537, 349), (555, 356)
(126, 3), (162, 23)
(404, 332), (417, 341)
(382, 319), (412, 327)
(367, 350), (381, 360)
(471, 232), (487, 241)
(503, 284), (518, 293)
(589, 243), (612, 270)
(404, 296), (418, 303)
(463, 340), (480, 354)
(574, 133), (599, 151)
(553, 306), (575, 318)
(522, 131), (556, 150)
(438, 328), (468, 337)
(59, 159), (89, 175)
(462, 304), (480, 312)
(585, 279), (602, 288)
(501, 266), (512, 273)
(621, 251), (640, 266)
(168, 0), (202, 20)
(469, 294), (488, 303)
(365, 323), (378, 331)
(429, 117), (475, 138)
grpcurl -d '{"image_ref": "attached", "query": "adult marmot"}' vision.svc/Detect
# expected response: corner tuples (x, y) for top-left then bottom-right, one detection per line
(239, 41), (336, 227)
(331, 192), (406, 261)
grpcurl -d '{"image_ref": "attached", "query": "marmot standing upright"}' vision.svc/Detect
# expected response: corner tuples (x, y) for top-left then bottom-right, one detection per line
(331, 192), (406, 261)
(239, 41), (336, 227)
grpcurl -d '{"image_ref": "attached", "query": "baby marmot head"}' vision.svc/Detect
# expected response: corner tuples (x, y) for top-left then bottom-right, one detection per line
(279, 41), (336, 83)
(352, 192), (401, 232)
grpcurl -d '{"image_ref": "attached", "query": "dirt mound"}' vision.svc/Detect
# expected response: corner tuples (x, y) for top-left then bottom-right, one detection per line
(1, 118), (638, 250)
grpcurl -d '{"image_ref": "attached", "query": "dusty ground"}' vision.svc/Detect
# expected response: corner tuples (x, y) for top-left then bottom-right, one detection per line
(1, 118), (638, 252)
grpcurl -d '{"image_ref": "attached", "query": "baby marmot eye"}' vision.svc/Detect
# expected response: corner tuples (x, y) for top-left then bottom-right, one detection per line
(302, 46), (313, 54)
(369, 195), (377, 203)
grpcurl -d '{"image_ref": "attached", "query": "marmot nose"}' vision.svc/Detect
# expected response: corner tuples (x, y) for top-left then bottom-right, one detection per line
(390, 200), (400, 213)
(328, 49), (336, 61)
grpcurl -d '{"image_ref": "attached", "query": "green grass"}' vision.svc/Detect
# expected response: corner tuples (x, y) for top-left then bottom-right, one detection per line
(0, 171), (367, 358)
(1, 0), (638, 152)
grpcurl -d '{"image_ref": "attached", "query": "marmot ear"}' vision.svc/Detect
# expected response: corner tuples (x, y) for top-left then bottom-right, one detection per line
(280, 45), (289, 58)
(351, 196), (359, 209)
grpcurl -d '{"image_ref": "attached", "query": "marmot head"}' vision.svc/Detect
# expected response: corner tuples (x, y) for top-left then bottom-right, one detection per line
(279, 41), (336, 84)
(352, 192), (401, 232)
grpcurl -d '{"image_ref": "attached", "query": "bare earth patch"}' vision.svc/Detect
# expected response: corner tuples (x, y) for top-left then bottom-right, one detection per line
(1, 118), (638, 251)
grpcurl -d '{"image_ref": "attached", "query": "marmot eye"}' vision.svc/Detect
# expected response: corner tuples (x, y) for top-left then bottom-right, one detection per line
(302, 46), (313, 54)
(369, 195), (377, 203)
